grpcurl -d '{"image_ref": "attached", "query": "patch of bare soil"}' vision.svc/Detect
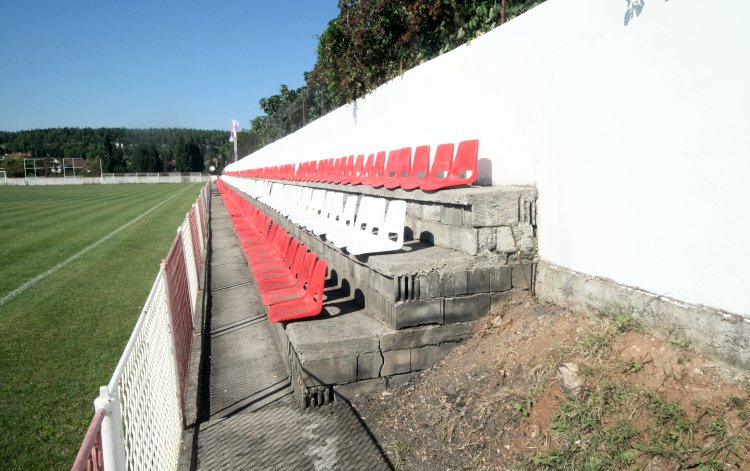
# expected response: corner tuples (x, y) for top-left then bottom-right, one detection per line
(353, 298), (750, 470)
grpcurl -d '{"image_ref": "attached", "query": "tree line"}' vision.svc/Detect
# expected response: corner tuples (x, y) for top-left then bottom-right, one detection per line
(238, 0), (545, 156)
(0, 128), (232, 177)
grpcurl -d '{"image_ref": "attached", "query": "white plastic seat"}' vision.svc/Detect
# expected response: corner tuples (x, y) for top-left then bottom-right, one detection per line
(309, 194), (358, 235)
(247, 179), (270, 198)
(324, 196), (371, 242)
(258, 183), (285, 206)
(328, 197), (387, 248)
(277, 186), (309, 216)
(346, 200), (407, 255)
(297, 191), (342, 229)
(288, 189), (326, 223)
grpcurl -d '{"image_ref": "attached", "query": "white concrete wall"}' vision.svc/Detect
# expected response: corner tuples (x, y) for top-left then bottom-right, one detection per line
(226, 0), (750, 316)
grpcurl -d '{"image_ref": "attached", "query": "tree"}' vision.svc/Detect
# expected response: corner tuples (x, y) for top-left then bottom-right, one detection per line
(145, 144), (162, 172)
(161, 145), (174, 172)
(130, 144), (148, 172)
(188, 139), (204, 172)
(102, 133), (115, 172)
(111, 147), (125, 173)
(174, 138), (191, 172)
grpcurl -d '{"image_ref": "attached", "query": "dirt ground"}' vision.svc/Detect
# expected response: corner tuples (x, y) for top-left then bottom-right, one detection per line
(353, 297), (750, 470)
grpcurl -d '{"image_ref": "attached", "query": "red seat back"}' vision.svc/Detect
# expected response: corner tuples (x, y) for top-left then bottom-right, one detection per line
(341, 154), (364, 185)
(350, 153), (374, 186)
(332, 155), (353, 184)
(417, 143), (454, 191)
(383, 147), (413, 189)
(389, 143), (427, 193)
(303, 259), (327, 304)
(449, 139), (479, 182)
(361, 151), (387, 186)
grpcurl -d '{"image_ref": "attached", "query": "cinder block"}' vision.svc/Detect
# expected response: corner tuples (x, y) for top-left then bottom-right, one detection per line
(358, 351), (384, 380)
(419, 271), (441, 300)
(513, 263), (534, 290)
(463, 208), (474, 226)
(393, 299), (443, 329)
(382, 349), (411, 376)
(445, 293), (491, 323)
(491, 291), (520, 308)
(471, 192), (521, 226)
(454, 270), (468, 296)
(477, 227), (496, 252)
(380, 322), (473, 352)
(496, 226), (517, 254)
(441, 270), (469, 296)
(411, 342), (459, 371)
(440, 205), (464, 226)
(334, 378), (386, 401)
(490, 266), (512, 292)
(370, 271), (398, 300)
(363, 288), (394, 325)
(448, 226), (479, 255)
(468, 268), (491, 293)
(515, 223), (536, 255)
(406, 202), (423, 219)
(422, 203), (441, 221)
(299, 356), (357, 386)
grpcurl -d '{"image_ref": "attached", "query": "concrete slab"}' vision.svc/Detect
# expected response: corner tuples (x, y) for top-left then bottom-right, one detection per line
(210, 283), (264, 330)
(286, 309), (388, 361)
(210, 261), (253, 291)
(195, 397), (390, 470)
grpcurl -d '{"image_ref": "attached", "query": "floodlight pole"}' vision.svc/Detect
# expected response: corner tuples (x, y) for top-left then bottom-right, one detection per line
(233, 136), (238, 163)
(100, 157), (104, 184)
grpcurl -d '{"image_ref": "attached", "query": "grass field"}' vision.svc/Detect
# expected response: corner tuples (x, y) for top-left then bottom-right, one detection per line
(0, 183), (207, 470)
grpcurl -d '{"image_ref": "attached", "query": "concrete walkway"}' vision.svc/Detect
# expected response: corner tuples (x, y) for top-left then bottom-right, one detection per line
(188, 189), (392, 470)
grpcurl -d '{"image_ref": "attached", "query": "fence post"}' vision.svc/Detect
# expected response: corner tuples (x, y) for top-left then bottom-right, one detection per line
(95, 386), (126, 471)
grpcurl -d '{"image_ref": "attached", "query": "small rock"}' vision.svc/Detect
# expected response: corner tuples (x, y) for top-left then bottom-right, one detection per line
(557, 363), (583, 397)
(491, 316), (504, 327)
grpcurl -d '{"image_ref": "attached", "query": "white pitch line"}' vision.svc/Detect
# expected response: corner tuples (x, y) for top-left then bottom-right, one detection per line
(0, 186), (193, 306)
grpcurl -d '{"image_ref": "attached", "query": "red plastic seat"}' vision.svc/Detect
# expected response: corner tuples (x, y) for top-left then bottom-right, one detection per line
(340, 154), (364, 185)
(256, 250), (309, 292)
(260, 251), (317, 299)
(331, 155), (353, 184)
(419, 139), (479, 191)
(267, 259), (328, 323)
(383, 147), (413, 189)
(359, 151), (387, 187)
(349, 153), (374, 186)
(246, 229), (290, 264)
(400, 145), (430, 190)
(253, 242), (306, 281)
(320, 158), (335, 182)
(238, 215), (272, 248)
(323, 157), (345, 183)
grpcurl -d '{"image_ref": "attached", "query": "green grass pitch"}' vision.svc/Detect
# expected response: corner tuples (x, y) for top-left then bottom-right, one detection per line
(0, 183), (206, 470)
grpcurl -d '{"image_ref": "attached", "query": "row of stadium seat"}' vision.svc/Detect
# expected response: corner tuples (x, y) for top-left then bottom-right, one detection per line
(224, 177), (407, 256)
(224, 139), (479, 192)
(217, 179), (327, 323)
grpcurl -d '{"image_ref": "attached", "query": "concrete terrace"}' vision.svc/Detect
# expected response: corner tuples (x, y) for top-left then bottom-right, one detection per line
(181, 187), (392, 470)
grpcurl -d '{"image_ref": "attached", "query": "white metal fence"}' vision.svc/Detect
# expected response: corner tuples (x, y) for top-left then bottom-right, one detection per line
(73, 183), (211, 471)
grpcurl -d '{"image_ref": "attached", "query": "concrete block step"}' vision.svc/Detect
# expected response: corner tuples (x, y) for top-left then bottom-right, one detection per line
(268, 299), (479, 405)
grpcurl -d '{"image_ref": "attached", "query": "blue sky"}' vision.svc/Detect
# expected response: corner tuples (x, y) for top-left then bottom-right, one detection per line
(0, 0), (339, 132)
